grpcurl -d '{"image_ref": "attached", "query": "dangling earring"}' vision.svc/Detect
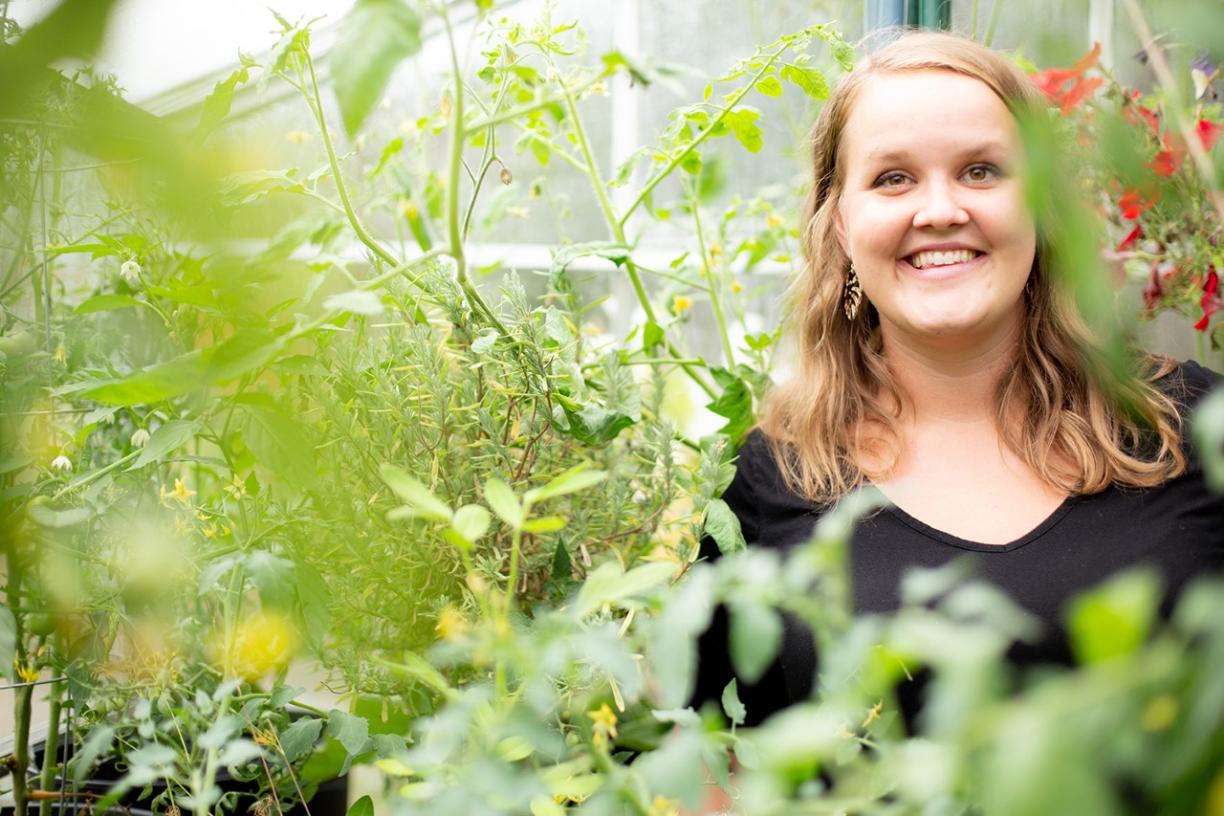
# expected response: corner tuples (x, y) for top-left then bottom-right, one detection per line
(843, 263), (863, 320)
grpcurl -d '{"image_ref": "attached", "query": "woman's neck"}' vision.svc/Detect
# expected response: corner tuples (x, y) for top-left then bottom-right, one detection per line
(881, 316), (1022, 425)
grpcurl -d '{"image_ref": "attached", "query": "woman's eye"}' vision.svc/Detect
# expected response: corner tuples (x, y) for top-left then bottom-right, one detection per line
(873, 172), (909, 188)
(963, 163), (1000, 183)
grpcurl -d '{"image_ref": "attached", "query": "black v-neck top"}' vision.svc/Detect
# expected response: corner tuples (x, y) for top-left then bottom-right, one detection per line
(693, 360), (1224, 726)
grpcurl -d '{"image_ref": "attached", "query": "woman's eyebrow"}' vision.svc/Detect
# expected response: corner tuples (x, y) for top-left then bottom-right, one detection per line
(862, 139), (1012, 164)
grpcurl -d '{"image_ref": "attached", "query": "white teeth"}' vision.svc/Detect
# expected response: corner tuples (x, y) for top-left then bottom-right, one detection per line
(909, 249), (978, 269)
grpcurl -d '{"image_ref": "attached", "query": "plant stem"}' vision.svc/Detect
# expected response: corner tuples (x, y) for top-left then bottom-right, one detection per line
(302, 54), (401, 272)
(982, 0), (1003, 47)
(440, 3), (507, 333)
(462, 75), (608, 133)
(551, 63), (717, 398)
(620, 44), (788, 228)
(48, 450), (140, 501)
(38, 680), (63, 816)
(689, 188), (735, 367)
(7, 551), (30, 816)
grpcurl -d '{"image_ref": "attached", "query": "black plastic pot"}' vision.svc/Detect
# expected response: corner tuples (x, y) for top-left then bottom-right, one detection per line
(4, 738), (348, 816)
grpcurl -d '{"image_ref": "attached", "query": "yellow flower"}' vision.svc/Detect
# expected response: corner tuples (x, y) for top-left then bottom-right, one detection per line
(201, 524), (218, 540)
(730, 280), (744, 294)
(397, 198), (419, 221)
(588, 703), (618, 749)
(223, 474), (247, 500)
(648, 796), (679, 816)
(16, 662), (39, 684)
(435, 605), (470, 642)
(285, 130), (311, 144)
(211, 610), (298, 680)
(52, 344), (67, 365)
(766, 213), (784, 229)
(707, 241), (723, 260)
(1141, 695), (1178, 732)
(160, 478), (195, 506)
(671, 295), (693, 315)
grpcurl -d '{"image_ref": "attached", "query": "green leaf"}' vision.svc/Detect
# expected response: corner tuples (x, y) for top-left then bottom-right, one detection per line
(196, 65), (251, 143)
(327, 709), (371, 756)
(561, 403), (636, 446)
(574, 561), (675, 617)
(450, 504), (491, 542)
(729, 600), (782, 684)
(550, 539), (572, 581)
(549, 242), (632, 278)
(347, 795), (375, 816)
(81, 350), (210, 405)
(484, 478), (523, 529)
(725, 108), (763, 153)
(523, 515), (566, 533)
(721, 679), (746, 726)
(379, 464), (452, 522)
(702, 498), (745, 554)
(128, 419), (200, 470)
(239, 399), (318, 488)
(531, 797), (566, 816)
(0, 606), (15, 682)
(206, 330), (286, 384)
(780, 63), (830, 99)
(68, 725), (115, 785)
(755, 74), (783, 97)
(330, 0), (423, 137)
(323, 290), (385, 316)
(525, 463), (607, 503)
(706, 371), (754, 443)
(1193, 387), (1224, 491)
(1066, 568), (1161, 664)
(642, 319), (664, 350)
(74, 294), (143, 314)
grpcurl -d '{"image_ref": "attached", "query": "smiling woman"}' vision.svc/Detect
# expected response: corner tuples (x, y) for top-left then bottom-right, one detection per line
(694, 29), (1224, 734)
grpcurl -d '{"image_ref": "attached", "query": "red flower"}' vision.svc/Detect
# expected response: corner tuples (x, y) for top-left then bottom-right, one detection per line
(1116, 225), (1142, 251)
(1195, 268), (1220, 332)
(1032, 43), (1102, 115)
(1151, 149), (1182, 176)
(1124, 90), (1160, 132)
(1142, 263), (1164, 313)
(1118, 187), (1157, 220)
(1197, 119), (1222, 152)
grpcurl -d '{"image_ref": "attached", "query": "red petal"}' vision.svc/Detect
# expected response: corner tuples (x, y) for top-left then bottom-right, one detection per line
(1198, 119), (1223, 152)
(1151, 150), (1182, 176)
(1059, 76), (1103, 114)
(1117, 225), (1142, 251)
(1073, 42), (1102, 74)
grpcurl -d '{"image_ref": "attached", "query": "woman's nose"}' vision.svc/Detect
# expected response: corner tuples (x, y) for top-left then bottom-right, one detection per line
(912, 179), (970, 230)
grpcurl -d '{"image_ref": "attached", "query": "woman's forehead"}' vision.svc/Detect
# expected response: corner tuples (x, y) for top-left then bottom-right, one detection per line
(839, 70), (1020, 159)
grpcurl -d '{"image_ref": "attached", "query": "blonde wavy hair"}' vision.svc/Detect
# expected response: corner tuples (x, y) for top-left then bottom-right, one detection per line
(759, 30), (1185, 503)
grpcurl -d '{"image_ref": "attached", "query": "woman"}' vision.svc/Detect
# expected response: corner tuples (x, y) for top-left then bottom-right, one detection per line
(694, 30), (1223, 729)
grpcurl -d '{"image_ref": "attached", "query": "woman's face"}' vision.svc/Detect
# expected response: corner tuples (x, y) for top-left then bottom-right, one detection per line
(834, 69), (1037, 349)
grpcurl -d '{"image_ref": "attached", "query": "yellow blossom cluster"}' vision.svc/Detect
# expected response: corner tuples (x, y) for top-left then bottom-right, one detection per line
(587, 703), (618, 750)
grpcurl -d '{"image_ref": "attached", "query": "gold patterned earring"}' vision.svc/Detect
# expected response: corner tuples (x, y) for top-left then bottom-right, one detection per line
(843, 263), (863, 320)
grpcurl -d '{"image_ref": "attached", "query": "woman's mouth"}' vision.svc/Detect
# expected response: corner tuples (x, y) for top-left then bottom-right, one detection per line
(900, 248), (985, 277)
